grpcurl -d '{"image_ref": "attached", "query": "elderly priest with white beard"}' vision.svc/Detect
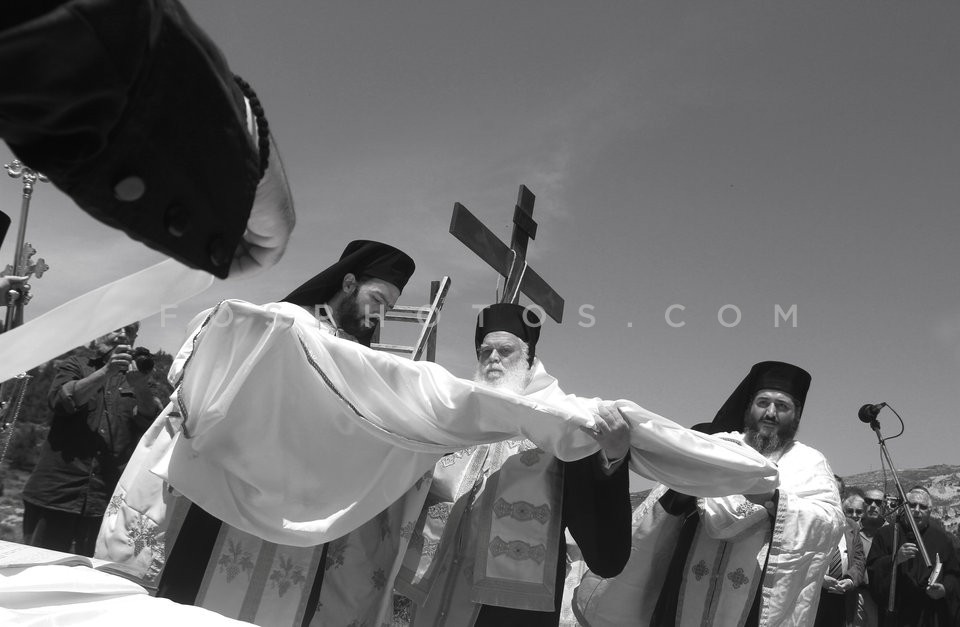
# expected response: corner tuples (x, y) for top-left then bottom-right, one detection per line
(393, 303), (633, 626)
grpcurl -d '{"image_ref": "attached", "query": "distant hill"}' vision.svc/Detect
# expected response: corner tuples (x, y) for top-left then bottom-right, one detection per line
(629, 464), (960, 546)
(845, 464), (960, 541)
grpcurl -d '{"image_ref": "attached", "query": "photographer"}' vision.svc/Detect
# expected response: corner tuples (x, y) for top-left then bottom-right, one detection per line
(21, 322), (163, 556)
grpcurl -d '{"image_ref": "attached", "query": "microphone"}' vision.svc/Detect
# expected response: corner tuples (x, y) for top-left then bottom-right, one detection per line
(858, 402), (886, 423)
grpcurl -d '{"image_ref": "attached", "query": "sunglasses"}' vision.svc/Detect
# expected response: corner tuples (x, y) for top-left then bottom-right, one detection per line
(864, 498), (884, 506)
(844, 508), (864, 516)
(907, 502), (930, 511)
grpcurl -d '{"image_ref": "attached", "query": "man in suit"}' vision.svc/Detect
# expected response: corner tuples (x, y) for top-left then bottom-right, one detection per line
(814, 492), (867, 626)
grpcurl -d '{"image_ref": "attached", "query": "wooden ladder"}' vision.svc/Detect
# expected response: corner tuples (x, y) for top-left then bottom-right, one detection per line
(371, 276), (451, 362)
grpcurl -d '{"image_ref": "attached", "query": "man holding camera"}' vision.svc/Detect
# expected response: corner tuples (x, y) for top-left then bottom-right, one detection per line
(21, 322), (163, 556)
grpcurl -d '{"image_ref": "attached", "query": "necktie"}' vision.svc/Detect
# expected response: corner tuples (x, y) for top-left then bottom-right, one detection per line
(828, 544), (843, 578)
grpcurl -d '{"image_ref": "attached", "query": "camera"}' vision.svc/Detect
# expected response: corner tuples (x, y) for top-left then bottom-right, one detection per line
(132, 347), (154, 374)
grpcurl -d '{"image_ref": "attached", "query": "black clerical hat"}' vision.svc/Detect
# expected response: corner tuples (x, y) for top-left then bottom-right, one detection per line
(475, 303), (542, 361)
(283, 240), (415, 306)
(699, 360), (812, 434)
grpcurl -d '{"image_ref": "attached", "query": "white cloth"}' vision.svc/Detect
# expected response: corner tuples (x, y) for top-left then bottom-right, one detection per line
(575, 436), (844, 627)
(0, 565), (250, 626)
(512, 362), (782, 500)
(157, 299), (595, 547)
(0, 259), (212, 383)
(150, 300), (779, 547)
(98, 296), (781, 591)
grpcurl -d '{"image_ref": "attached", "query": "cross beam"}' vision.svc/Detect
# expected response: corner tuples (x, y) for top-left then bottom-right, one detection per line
(449, 185), (564, 322)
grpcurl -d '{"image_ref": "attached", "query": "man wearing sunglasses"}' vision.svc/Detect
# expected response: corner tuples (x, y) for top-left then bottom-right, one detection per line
(853, 488), (890, 627)
(860, 490), (890, 550)
(866, 486), (960, 625)
(844, 494), (866, 525)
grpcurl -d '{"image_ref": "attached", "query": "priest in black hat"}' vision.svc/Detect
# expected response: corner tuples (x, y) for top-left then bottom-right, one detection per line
(393, 303), (634, 627)
(96, 239), (417, 623)
(283, 239), (416, 345)
(576, 360), (845, 627)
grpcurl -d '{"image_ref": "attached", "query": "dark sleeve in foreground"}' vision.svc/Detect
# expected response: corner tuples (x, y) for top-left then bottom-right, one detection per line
(562, 452), (632, 578)
(0, 0), (259, 278)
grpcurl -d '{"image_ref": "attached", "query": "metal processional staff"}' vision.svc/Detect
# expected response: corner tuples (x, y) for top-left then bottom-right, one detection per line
(0, 159), (50, 463)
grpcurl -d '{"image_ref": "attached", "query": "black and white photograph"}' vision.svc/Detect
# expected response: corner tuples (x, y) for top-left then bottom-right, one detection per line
(0, 2), (957, 625)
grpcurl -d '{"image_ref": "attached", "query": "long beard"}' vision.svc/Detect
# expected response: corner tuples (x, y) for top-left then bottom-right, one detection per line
(744, 426), (799, 458)
(743, 429), (784, 457)
(333, 293), (374, 340)
(743, 417), (799, 458)
(473, 361), (531, 395)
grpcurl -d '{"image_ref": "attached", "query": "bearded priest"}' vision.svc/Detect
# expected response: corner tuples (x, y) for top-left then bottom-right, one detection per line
(393, 303), (634, 626)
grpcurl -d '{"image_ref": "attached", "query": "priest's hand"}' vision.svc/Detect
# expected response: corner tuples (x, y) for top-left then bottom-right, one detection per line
(585, 403), (631, 462)
(896, 542), (918, 565)
(744, 491), (777, 517)
(926, 582), (946, 600)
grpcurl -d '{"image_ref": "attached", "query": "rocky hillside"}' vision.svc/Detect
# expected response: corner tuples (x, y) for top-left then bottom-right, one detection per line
(845, 464), (960, 541)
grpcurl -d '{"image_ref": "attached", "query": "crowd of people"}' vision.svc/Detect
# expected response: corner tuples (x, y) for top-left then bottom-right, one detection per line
(0, 2), (958, 627)
(811, 480), (960, 627)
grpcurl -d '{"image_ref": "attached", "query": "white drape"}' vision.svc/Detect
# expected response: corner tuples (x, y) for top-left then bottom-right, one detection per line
(0, 260), (212, 383)
(153, 300), (780, 547)
(0, 565), (250, 626)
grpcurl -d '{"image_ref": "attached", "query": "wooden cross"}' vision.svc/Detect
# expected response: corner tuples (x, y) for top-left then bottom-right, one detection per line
(449, 184), (564, 322)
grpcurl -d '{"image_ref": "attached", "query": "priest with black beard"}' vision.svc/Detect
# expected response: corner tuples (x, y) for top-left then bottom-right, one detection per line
(393, 303), (634, 627)
(575, 360), (845, 627)
(96, 240), (418, 624)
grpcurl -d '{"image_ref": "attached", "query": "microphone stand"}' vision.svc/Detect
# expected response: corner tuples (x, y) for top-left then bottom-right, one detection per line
(887, 519), (898, 615)
(866, 417), (931, 617)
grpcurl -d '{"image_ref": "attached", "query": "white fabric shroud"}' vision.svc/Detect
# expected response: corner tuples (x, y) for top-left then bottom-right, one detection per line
(153, 300), (779, 547)
(0, 259), (213, 383)
(0, 565), (251, 626)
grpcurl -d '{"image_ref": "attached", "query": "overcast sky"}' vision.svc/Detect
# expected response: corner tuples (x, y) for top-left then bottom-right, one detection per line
(3, 1), (958, 490)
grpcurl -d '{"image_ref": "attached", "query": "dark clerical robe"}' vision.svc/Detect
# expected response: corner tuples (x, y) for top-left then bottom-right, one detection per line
(866, 520), (960, 627)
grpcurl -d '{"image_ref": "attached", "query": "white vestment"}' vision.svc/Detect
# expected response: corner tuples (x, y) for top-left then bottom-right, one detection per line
(96, 300), (783, 625)
(575, 435), (844, 627)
